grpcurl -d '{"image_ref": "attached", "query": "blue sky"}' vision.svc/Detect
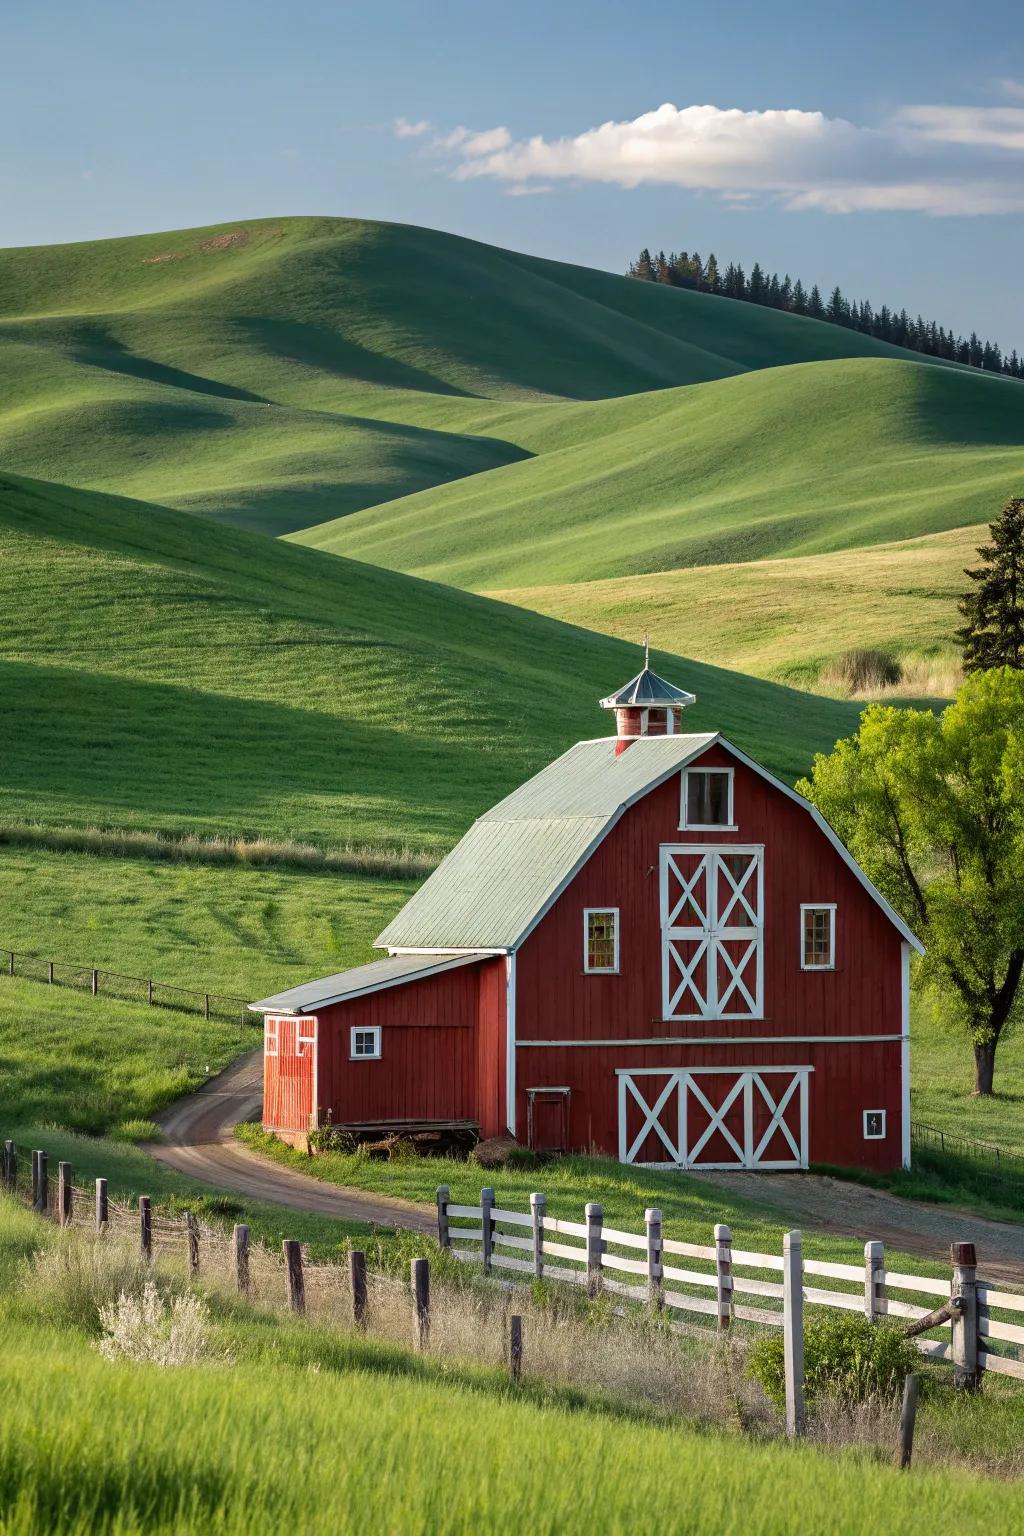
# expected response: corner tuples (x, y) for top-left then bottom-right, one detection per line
(3, 0), (1022, 339)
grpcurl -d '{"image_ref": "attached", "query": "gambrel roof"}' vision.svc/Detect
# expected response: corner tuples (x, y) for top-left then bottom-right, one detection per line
(375, 734), (925, 956)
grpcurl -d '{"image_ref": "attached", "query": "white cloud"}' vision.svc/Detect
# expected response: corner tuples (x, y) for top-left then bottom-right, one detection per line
(402, 99), (1024, 216)
(394, 116), (432, 139)
(995, 78), (1024, 102)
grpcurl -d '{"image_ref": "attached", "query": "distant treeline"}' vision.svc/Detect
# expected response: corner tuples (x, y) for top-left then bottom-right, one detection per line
(627, 247), (1023, 380)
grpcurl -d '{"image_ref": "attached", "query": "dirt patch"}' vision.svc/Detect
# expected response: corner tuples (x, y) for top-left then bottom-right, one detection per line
(141, 251), (187, 265)
(198, 230), (251, 253)
(141, 226), (284, 266)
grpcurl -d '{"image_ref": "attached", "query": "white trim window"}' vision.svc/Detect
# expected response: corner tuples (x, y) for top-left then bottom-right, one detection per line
(350, 1025), (382, 1060)
(584, 908), (619, 974)
(681, 768), (735, 830)
(864, 1109), (887, 1140)
(264, 1017), (280, 1057)
(801, 904), (837, 970)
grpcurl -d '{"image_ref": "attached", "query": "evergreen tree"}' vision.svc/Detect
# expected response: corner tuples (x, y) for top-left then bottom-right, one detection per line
(749, 262), (765, 302)
(957, 498), (1024, 673)
(791, 278), (807, 314)
(826, 285), (847, 325)
(807, 284), (825, 319)
(704, 253), (721, 293)
(779, 274), (793, 311)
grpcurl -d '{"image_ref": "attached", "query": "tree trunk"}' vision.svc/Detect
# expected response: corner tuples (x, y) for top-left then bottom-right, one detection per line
(974, 1039), (997, 1096)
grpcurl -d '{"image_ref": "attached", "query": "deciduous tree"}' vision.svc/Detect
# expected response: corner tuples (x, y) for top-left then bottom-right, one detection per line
(798, 669), (1024, 1096)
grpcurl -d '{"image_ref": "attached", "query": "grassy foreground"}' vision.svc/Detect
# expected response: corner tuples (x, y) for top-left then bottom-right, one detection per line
(3, 1200), (1024, 1534)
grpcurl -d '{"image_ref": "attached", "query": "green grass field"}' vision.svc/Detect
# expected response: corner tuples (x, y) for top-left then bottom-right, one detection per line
(4, 1197), (1024, 1534)
(489, 524), (979, 691)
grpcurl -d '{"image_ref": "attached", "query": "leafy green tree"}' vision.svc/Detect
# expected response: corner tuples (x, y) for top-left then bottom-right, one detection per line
(798, 669), (1024, 1096)
(957, 498), (1024, 673)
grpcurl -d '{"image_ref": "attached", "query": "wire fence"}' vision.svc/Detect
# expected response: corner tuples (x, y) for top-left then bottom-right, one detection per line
(911, 1121), (1024, 1183)
(0, 945), (254, 1030)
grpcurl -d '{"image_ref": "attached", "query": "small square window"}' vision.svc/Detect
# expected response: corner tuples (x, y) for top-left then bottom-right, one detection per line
(265, 1017), (279, 1057)
(864, 1109), (886, 1140)
(350, 1026), (381, 1060)
(584, 908), (619, 973)
(683, 769), (733, 828)
(801, 905), (836, 970)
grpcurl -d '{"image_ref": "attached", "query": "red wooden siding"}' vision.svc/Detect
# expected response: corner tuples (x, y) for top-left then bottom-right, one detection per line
(475, 958), (507, 1138)
(513, 745), (907, 1170)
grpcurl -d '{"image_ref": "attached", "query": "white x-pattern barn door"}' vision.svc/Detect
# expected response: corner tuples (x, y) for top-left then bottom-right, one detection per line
(660, 845), (764, 1020)
(617, 1067), (810, 1170)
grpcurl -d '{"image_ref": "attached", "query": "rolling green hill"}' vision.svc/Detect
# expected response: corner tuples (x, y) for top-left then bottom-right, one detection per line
(302, 358), (1024, 587)
(0, 215), (999, 544)
(0, 469), (859, 853)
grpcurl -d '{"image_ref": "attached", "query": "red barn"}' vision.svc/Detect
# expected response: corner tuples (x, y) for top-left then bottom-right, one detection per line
(252, 664), (922, 1173)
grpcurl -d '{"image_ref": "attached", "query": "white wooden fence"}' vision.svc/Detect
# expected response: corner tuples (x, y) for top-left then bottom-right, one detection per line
(437, 1186), (1024, 1432)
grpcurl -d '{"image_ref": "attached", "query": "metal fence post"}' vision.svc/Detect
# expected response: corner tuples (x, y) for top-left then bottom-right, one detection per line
(645, 1206), (664, 1312)
(783, 1229), (805, 1437)
(480, 1187), (494, 1276)
(436, 1185), (450, 1248)
(951, 1241), (980, 1390)
(715, 1223), (733, 1331)
(139, 1196), (152, 1261)
(586, 1202), (603, 1298)
(530, 1192), (545, 1281)
(864, 1240), (885, 1322)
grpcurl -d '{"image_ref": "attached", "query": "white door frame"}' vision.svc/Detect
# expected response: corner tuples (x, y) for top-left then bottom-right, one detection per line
(617, 1066), (811, 1170)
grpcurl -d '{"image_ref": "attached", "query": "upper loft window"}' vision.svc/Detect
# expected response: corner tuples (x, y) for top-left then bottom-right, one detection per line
(801, 905), (836, 970)
(682, 768), (734, 830)
(584, 908), (619, 974)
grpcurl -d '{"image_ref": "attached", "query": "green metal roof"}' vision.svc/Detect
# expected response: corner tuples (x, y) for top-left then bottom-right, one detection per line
(375, 735), (716, 952)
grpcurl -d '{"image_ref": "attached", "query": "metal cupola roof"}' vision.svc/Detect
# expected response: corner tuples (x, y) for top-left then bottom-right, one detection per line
(599, 638), (696, 710)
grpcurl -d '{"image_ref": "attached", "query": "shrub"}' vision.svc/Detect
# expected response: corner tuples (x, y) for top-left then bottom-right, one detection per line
(821, 648), (902, 695)
(22, 1236), (156, 1333)
(98, 1281), (213, 1367)
(747, 1313), (915, 1409)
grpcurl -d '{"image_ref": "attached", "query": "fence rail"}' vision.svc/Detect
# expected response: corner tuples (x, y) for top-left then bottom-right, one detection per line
(437, 1184), (1024, 1429)
(0, 946), (253, 1029)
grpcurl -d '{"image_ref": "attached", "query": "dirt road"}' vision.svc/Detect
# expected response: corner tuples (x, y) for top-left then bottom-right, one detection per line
(152, 1053), (434, 1233)
(152, 1057), (1023, 1281)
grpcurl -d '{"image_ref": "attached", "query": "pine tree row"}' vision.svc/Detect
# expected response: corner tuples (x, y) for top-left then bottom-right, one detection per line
(627, 248), (1024, 379)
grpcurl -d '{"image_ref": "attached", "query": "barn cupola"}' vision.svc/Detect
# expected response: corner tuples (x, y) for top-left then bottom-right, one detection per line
(600, 639), (696, 753)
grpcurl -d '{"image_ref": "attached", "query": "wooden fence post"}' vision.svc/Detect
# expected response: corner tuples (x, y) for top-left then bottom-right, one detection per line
(480, 1187), (494, 1276)
(58, 1162), (73, 1228)
(91, 969), (98, 997)
(148, 979), (154, 1006)
(411, 1256), (430, 1350)
(783, 1229), (805, 1437)
(204, 993), (210, 1021)
(186, 1211), (200, 1277)
(715, 1223), (733, 1331)
(864, 1240), (885, 1322)
(7, 950), (13, 977)
(47, 961), (54, 985)
(436, 1185), (450, 1248)
(897, 1372), (919, 1469)
(349, 1249), (367, 1326)
(139, 1196), (152, 1262)
(234, 1223), (250, 1295)
(586, 1202), (603, 1298)
(950, 1240), (979, 1391)
(645, 1206), (663, 1312)
(283, 1240), (305, 1313)
(2, 1139), (15, 1192)
(95, 1178), (108, 1234)
(530, 1192), (545, 1281)
(508, 1314), (523, 1383)
(33, 1151), (48, 1215)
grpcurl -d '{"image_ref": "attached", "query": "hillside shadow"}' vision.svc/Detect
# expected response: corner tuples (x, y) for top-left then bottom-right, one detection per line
(67, 323), (268, 405)
(237, 316), (476, 398)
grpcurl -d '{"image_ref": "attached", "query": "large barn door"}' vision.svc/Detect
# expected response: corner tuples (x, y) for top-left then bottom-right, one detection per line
(263, 1014), (318, 1133)
(618, 1068), (809, 1170)
(661, 847), (763, 1020)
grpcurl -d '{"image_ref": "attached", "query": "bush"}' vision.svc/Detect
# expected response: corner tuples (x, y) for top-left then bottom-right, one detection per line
(99, 1281), (214, 1367)
(747, 1313), (915, 1409)
(822, 648), (902, 694)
